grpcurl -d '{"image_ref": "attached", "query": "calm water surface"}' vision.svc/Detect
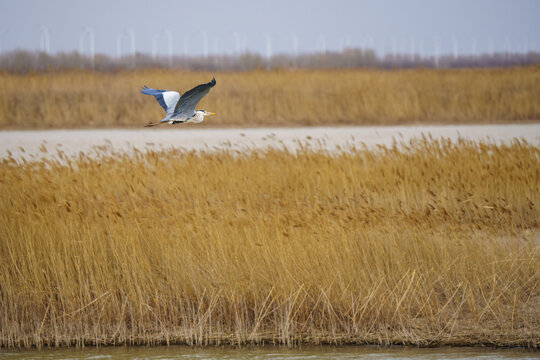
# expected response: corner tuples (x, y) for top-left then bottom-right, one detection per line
(0, 346), (538, 360)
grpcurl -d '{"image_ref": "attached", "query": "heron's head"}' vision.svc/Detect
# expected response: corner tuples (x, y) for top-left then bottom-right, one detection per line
(198, 110), (216, 117)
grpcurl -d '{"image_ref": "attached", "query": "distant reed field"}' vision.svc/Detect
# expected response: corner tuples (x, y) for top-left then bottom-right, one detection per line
(0, 67), (539, 129)
(0, 139), (539, 348)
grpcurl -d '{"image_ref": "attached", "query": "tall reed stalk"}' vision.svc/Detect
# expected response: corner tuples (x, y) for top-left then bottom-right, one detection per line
(1, 139), (539, 347)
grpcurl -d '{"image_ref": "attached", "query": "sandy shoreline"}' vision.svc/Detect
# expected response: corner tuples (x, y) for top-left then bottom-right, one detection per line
(1, 124), (539, 160)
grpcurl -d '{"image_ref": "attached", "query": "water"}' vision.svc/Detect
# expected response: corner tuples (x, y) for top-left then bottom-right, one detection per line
(0, 346), (538, 360)
(2, 124), (540, 161)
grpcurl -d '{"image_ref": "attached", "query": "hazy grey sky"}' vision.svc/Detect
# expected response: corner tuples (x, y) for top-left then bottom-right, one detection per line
(1, 0), (539, 57)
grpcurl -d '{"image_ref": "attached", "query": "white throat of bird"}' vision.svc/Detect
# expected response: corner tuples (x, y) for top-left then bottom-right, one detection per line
(188, 110), (216, 124)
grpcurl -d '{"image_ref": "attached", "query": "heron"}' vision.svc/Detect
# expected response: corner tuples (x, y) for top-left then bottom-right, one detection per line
(141, 77), (216, 127)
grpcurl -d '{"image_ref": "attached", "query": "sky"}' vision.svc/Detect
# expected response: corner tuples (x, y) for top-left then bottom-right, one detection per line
(1, 0), (539, 57)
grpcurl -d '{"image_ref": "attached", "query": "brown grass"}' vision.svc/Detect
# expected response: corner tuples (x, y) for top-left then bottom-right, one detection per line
(0, 138), (539, 348)
(0, 67), (539, 129)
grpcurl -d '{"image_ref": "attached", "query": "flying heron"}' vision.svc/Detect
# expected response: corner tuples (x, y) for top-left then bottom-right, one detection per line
(141, 77), (216, 127)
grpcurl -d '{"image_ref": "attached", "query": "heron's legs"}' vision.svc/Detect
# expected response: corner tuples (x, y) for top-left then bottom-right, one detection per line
(144, 121), (164, 127)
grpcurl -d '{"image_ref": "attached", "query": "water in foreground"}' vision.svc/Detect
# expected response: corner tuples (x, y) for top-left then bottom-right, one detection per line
(0, 346), (538, 360)
(1, 124), (539, 161)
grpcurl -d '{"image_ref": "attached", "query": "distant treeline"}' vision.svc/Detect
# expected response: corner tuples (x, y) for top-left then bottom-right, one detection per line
(1, 48), (540, 72)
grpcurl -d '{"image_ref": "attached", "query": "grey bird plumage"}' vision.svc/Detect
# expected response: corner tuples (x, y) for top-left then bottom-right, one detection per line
(141, 77), (216, 127)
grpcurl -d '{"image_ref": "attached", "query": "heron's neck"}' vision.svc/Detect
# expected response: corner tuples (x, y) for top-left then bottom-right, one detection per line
(191, 112), (204, 124)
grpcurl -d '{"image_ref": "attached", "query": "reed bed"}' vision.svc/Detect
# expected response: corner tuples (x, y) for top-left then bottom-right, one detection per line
(0, 139), (539, 348)
(0, 67), (539, 129)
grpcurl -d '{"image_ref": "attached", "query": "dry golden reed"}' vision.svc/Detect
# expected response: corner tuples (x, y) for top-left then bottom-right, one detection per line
(0, 139), (539, 348)
(0, 67), (539, 129)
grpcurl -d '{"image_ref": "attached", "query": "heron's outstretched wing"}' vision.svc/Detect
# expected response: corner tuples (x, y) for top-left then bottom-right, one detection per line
(173, 77), (216, 118)
(140, 86), (180, 116)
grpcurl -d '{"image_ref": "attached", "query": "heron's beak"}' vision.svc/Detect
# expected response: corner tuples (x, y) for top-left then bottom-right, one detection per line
(206, 112), (216, 116)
